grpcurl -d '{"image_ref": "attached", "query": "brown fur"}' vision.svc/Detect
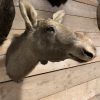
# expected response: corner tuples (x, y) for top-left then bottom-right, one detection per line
(6, 0), (96, 82)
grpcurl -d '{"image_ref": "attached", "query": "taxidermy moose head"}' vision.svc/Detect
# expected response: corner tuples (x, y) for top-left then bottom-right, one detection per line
(6, 0), (96, 82)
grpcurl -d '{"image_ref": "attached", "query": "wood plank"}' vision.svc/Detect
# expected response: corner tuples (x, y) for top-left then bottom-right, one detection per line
(12, 7), (99, 32)
(0, 62), (100, 100)
(96, 47), (100, 56)
(66, 79), (95, 100)
(63, 16), (98, 32)
(73, 0), (98, 6)
(89, 32), (100, 47)
(40, 90), (67, 100)
(14, 0), (98, 6)
(66, 77), (100, 100)
(13, 0), (97, 18)
(87, 77), (100, 99)
(41, 77), (100, 100)
(64, 0), (96, 18)
(41, 78), (100, 100)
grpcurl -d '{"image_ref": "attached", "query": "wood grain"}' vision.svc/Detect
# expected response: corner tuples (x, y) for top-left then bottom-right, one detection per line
(74, 0), (98, 6)
(40, 91), (67, 100)
(41, 78), (100, 100)
(13, 0), (99, 7)
(12, 7), (99, 32)
(13, 0), (97, 18)
(0, 62), (100, 100)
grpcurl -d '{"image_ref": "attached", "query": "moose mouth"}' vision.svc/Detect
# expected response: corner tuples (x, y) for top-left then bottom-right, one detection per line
(69, 54), (88, 63)
(69, 48), (94, 63)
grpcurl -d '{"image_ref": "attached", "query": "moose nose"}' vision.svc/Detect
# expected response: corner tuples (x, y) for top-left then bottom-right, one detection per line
(83, 49), (94, 58)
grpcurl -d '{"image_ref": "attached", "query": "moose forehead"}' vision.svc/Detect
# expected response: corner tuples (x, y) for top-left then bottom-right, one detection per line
(37, 19), (73, 34)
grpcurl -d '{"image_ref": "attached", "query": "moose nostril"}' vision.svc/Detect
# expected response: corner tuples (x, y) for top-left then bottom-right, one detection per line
(83, 49), (93, 58)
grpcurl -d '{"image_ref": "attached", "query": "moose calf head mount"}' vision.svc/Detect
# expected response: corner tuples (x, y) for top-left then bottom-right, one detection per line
(6, 0), (96, 82)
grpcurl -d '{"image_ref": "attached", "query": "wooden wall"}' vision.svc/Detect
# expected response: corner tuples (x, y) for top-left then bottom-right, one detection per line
(0, 0), (100, 100)
(41, 77), (100, 100)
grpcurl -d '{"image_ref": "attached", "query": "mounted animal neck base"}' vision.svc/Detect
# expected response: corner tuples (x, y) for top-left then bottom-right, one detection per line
(6, 0), (96, 82)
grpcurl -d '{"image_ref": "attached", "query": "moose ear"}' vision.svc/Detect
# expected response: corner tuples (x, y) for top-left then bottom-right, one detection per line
(19, 0), (38, 28)
(29, 5), (38, 27)
(53, 10), (65, 23)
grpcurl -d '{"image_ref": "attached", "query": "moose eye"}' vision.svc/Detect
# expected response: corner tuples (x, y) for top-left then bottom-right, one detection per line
(46, 26), (55, 33)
